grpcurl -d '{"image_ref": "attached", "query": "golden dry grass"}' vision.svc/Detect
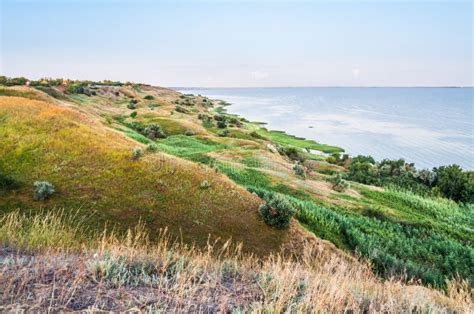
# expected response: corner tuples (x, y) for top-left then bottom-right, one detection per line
(0, 211), (471, 312)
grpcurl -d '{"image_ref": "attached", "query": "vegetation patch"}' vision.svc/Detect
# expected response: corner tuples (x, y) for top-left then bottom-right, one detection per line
(255, 129), (342, 153)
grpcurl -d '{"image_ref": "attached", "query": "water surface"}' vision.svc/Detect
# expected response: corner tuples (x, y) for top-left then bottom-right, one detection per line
(179, 87), (473, 169)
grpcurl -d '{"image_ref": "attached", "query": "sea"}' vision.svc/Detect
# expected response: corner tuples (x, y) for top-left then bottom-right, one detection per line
(178, 87), (473, 170)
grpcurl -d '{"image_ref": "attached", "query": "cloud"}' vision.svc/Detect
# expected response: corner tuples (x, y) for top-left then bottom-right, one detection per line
(250, 70), (270, 80)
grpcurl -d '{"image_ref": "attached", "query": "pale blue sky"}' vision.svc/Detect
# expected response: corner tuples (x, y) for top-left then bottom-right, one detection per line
(1, 0), (472, 87)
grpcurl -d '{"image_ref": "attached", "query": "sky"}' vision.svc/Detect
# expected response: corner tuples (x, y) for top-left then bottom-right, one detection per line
(1, 0), (472, 87)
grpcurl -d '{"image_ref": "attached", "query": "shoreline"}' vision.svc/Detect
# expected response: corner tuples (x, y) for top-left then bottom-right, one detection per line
(178, 87), (473, 170)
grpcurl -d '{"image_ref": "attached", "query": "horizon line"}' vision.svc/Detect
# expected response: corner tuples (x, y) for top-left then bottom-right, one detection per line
(170, 86), (474, 89)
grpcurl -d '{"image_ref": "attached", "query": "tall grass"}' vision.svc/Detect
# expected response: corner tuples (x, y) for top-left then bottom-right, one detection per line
(0, 210), (94, 251)
(248, 186), (474, 289)
(0, 210), (471, 312)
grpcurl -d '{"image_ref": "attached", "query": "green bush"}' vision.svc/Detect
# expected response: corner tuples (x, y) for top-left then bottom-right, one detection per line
(143, 95), (154, 100)
(143, 124), (167, 140)
(217, 129), (230, 137)
(329, 173), (349, 192)
(131, 147), (142, 160)
(0, 173), (20, 191)
(146, 143), (158, 152)
(127, 102), (137, 110)
(214, 115), (226, 122)
(277, 146), (305, 162)
(250, 131), (265, 140)
(148, 104), (160, 110)
(293, 162), (306, 177)
(259, 193), (296, 229)
(175, 105), (188, 114)
(33, 181), (55, 201)
(216, 120), (227, 129)
(130, 111), (137, 118)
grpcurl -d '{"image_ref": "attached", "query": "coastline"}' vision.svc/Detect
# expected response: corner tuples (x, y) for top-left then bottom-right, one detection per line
(177, 87), (474, 170)
(178, 89), (344, 155)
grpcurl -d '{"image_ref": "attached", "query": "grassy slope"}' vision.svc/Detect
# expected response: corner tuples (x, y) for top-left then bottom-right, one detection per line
(0, 93), (290, 256)
(1, 84), (472, 290)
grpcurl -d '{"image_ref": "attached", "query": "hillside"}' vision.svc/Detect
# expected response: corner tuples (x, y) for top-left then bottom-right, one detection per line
(0, 85), (298, 256)
(0, 80), (473, 311)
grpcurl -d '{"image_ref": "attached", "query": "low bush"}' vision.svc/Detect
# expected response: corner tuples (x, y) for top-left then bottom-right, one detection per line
(130, 111), (137, 118)
(143, 95), (154, 100)
(131, 147), (142, 160)
(217, 129), (230, 137)
(277, 146), (305, 162)
(127, 102), (137, 110)
(293, 162), (306, 177)
(217, 120), (227, 129)
(200, 180), (211, 189)
(143, 124), (167, 140)
(250, 131), (266, 140)
(146, 143), (158, 152)
(0, 173), (20, 191)
(175, 105), (188, 114)
(33, 181), (55, 201)
(329, 173), (349, 192)
(259, 193), (296, 229)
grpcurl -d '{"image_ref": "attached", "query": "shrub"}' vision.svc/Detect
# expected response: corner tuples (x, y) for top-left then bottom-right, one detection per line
(66, 83), (86, 94)
(293, 162), (306, 177)
(217, 129), (230, 137)
(143, 95), (154, 100)
(250, 131), (265, 140)
(148, 104), (160, 110)
(131, 147), (142, 160)
(200, 180), (211, 189)
(146, 143), (158, 152)
(175, 105), (188, 114)
(184, 129), (195, 136)
(0, 173), (20, 191)
(214, 115), (226, 122)
(33, 181), (55, 201)
(130, 111), (137, 118)
(127, 102), (137, 110)
(329, 173), (349, 192)
(217, 120), (227, 129)
(259, 193), (296, 229)
(277, 146), (305, 162)
(143, 124), (166, 140)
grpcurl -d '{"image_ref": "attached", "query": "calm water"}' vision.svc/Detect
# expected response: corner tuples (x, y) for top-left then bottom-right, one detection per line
(179, 88), (473, 170)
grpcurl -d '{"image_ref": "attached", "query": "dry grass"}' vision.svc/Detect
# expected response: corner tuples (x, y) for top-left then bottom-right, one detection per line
(0, 95), (288, 255)
(0, 211), (472, 312)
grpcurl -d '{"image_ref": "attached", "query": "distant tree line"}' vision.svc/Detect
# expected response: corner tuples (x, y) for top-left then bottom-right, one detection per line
(0, 76), (138, 89)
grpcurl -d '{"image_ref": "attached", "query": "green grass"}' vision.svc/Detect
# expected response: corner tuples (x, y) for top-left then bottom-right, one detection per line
(139, 115), (188, 135)
(247, 185), (474, 289)
(255, 129), (342, 153)
(155, 135), (226, 158)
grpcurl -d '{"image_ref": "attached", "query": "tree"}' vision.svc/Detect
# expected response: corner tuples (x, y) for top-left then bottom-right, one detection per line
(434, 165), (473, 203)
